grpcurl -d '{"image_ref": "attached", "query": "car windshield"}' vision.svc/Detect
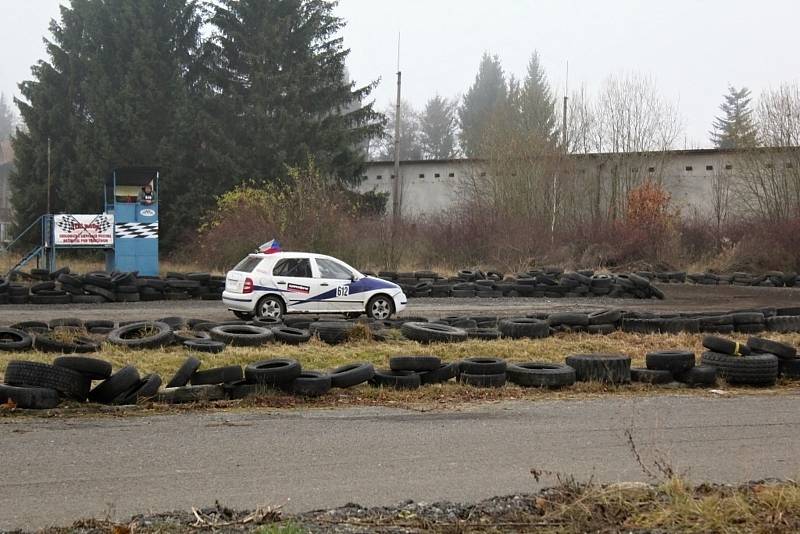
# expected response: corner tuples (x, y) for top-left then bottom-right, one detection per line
(316, 258), (354, 280)
(233, 256), (262, 273)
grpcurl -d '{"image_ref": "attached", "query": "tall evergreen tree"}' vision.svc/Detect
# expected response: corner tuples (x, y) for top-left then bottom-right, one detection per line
(519, 51), (557, 144)
(419, 95), (456, 159)
(710, 86), (759, 149)
(458, 53), (507, 157)
(374, 100), (423, 160)
(208, 0), (382, 186)
(11, 0), (206, 244)
(0, 93), (14, 141)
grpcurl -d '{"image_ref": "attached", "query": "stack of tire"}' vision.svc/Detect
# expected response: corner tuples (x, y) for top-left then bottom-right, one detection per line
(1, 357), (160, 409)
(564, 354), (631, 384)
(630, 350), (716, 387)
(458, 357), (507, 387)
(376, 268), (664, 300)
(158, 357), (375, 402)
(370, 356), (457, 389)
(700, 336), (779, 386)
(747, 337), (800, 379)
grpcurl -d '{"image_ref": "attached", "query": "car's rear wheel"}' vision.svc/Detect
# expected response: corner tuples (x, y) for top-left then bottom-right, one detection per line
(256, 295), (285, 321)
(366, 295), (394, 320)
(233, 311), (254, 320)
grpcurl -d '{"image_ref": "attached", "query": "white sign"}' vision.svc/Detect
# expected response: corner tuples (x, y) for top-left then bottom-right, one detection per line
(140, 208), (155, 217)
(54, 214), (115, 246)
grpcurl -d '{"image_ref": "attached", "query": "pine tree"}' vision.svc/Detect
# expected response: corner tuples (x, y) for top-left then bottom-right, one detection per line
(419, 95), (456, 159)
(519, 51), (557, 145)
(458, 53), (507, 157)
(11, 0), (206, 242)
(710, 86), (759, 149)
(0, 93), (14, 141)
(208, 0), (382, 186)
(374, 100), (423, 160)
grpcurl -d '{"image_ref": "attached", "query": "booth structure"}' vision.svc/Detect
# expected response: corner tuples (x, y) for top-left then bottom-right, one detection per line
(104, 167), (160, 276)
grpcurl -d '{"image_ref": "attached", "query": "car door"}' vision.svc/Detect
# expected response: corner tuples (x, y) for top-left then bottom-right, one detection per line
(312, 257), (361, 312)
(269, 257), (321, 312)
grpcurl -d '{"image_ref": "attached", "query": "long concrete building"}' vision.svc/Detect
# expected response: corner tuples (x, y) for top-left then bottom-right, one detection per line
(358, 148), (797, 218)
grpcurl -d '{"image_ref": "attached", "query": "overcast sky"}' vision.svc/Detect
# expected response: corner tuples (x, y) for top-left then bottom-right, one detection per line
(2, 0), (799, 148)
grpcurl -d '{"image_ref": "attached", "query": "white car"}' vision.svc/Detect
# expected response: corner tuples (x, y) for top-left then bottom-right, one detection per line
(222, 251), (407, 320)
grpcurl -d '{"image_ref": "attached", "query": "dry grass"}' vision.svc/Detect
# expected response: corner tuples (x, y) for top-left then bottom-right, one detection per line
(2, 330), (800, 415)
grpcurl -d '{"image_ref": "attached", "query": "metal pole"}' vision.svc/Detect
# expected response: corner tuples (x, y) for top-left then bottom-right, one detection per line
(392, 72), (402, 222)
(46, 137), (51, 216)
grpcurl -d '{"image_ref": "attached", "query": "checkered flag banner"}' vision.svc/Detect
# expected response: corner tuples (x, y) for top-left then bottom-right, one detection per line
(115, 222), (159, 239)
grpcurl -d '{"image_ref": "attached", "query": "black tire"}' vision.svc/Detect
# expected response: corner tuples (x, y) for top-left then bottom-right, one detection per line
(700, 351), (779, 385)
(766, 316), (800, 333)
(33, 334), (100, 354)
(85, 320), (115, 330)
(645, 350), (695, 373)
(779, 358), (800, 379)
(30, 293), (71, 305)
(675, 365), (717, 387)
(291, 371), (332, 397)
(157, 384), (226, 404)
(389, 355), (441, 372)
(498, 318), (549, 339)
(5, 360), (91, 400)
(108, 321), (174, 349)
(547, 312), (589, 327)
(329, 362), (375, 388)
(83, 284), (115, 301)
(630, 367), (674, 384)
(209, 324), (274, 346)
(459, 372), (506, 387)
(310, 321), (357, 345)
(224, 381), (272, 400)
(233, 310), (255, 320)
(747, 337), (797, 360)
(251, 317), (282, 328)
(114, 373), (162, 405)
(244, 359), (302, 386)
(702, 335), (750, 356)
(400, 322), (468, 343)
(0, 384), (60, 409)
(190, 365), (243, 385)
(155, 316), (186, 330)
(166, 356), (202, 388)
(10, 321), (48, 332)
(564, 354), (631, 384)
(183, 339), (226, 353)
(89, 366), (141, 403)
(418, 362), (459, 384)
(272, 326), (311, 345)
(0, 328), (33, 351)
(53, 356), (112, 380)
(588, 309), (622, 325)
(71, 295), (106, 304)
(173, 329), (211, 344)
(588, 324), (615, 335)
(466, 327), (502, 340)
(459, 357), (507, 374)
(369, 369), (421, 389)
(49, 318), (83, 329)
(506, 362), (576, 387)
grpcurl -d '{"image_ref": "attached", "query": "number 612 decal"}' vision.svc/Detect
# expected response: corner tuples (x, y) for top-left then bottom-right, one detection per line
(336, 285), (350, 297)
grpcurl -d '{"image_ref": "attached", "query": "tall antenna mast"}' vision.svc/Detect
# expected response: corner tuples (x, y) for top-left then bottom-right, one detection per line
(392, 33), (402, 223)
(562, 60), (568, 152)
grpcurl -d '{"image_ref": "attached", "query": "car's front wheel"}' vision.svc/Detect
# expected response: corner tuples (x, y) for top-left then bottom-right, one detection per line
(366, 295), (394, 320)
(256, 295), (285, 321)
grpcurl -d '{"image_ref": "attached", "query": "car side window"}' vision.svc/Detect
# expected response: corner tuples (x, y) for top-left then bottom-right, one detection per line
(316, 258), (353, 280)
(272, 258), (312, 278)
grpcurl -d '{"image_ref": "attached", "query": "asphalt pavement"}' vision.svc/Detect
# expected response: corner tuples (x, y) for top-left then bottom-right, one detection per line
(2, 394), (800, 530)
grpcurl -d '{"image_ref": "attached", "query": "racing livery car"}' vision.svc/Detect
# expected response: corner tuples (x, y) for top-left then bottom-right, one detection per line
(222, 252), (407, 320)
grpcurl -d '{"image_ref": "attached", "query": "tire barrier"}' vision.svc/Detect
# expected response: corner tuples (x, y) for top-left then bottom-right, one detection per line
(3, 267), (226, 305)
(373, 268), (664, 300)
(4, 329), (800, 409)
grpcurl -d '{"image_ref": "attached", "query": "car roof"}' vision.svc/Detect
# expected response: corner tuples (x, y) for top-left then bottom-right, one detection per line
(249, 251), (339, 262)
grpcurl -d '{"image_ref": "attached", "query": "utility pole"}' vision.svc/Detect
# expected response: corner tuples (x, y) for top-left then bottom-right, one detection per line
(391, 34), (402, 224)
(552, 61), (568, 241)
(46, 137), (51, 216)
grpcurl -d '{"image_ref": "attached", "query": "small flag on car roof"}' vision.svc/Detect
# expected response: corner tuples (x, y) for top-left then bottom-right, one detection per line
(258, 239), (281, 254)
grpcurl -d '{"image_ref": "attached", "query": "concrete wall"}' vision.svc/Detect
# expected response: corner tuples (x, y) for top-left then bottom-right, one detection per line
(358, 149), (785, 218)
